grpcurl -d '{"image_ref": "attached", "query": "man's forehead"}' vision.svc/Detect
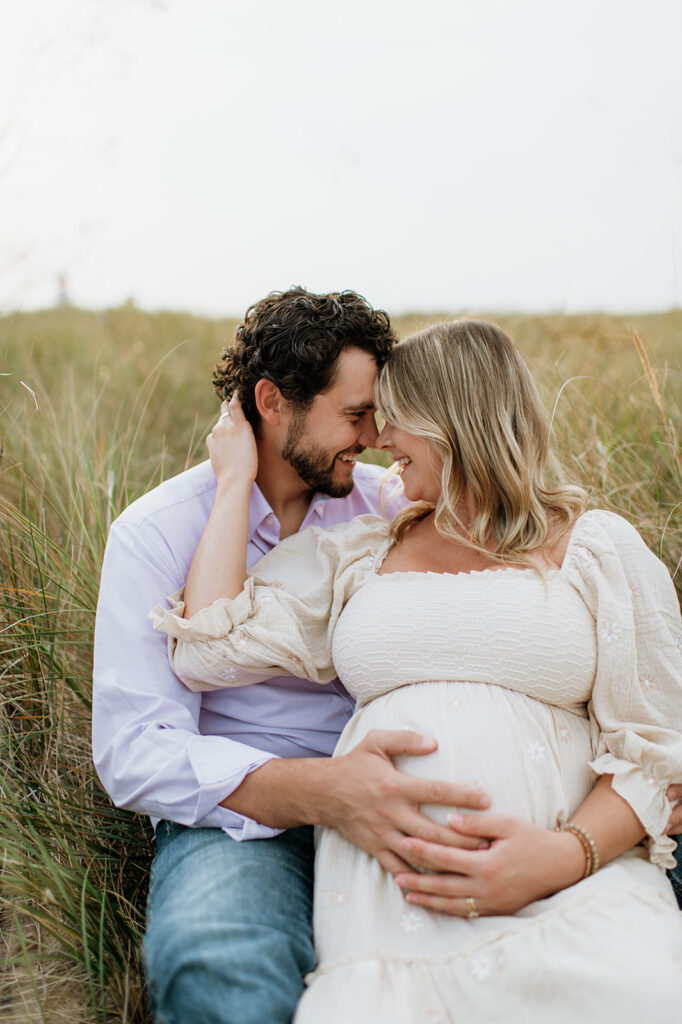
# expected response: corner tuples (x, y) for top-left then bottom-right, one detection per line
(324, 347), (377, 402)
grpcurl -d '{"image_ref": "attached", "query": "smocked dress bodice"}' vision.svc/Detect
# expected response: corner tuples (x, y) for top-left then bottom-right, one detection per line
(332, 566), (597, 709)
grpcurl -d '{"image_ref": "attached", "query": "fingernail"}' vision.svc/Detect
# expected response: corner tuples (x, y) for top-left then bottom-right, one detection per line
(407, 893), (418, 904)
(396, 874), (408, 886)
(448, 813), (463, 826)
(479, 795), (490, 808)
(420, 736), (437, 749)
(402, 839), (414, 852)
(477, 840), (490, 850)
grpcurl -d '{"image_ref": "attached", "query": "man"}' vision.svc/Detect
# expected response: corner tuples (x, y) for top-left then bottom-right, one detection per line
(92, 287), (490, 1024)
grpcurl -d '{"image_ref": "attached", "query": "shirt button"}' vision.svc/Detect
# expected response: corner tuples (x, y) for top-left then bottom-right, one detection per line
(266, 514), (275, 526)
(315, 505), (323, 517)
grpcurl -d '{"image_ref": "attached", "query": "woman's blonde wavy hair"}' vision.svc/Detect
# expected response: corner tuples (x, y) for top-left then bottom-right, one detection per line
(375, 319), (587, 566)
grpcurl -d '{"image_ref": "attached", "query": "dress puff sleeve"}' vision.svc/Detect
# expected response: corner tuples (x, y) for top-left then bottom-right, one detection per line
(149, 513), (390, 694)
(563, 509), (682, 868)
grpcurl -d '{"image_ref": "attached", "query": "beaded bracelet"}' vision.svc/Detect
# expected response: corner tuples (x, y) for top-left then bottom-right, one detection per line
(556, 823), (600, 878)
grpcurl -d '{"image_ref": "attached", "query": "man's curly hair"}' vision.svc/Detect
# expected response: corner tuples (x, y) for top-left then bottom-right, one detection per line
(213, 287), (396, 435)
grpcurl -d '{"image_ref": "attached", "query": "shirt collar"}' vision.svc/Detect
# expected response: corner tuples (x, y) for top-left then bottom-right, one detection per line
(248, 481), (275, 539)
(248, 481), (337, 539)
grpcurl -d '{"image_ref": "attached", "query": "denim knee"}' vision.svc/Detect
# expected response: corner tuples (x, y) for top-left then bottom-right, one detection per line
(143, 824), (315, 1024)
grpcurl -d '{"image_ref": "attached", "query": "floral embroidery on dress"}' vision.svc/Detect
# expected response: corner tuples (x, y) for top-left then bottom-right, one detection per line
(640, 673), (654, 691)
(330, 891), (349, 907)
(400, 908), (426, 933)
(256, 591), (274, 604)
(469, 952), (493, 980)
(601, 623), (621, 643)
(558, 726), (570, 743)
(234, 633), (248, 649)
(527, 741), (546, 763)
(220, 667), (239, 682)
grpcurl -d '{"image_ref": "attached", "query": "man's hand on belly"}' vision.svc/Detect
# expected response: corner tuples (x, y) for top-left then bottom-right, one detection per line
(317, 730), (492, 874)
(223, 729), (491, 875)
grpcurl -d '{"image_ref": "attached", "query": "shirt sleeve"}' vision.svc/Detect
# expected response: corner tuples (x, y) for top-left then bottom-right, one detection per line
(150, 514), (388, 693)
(564, 510), (682, 868)
(92, 516), (283, 839)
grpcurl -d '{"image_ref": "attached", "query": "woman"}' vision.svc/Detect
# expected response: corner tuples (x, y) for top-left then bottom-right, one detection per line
(152, 320), (682, 1022)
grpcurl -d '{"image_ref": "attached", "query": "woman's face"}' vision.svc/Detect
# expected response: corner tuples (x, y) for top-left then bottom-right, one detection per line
(376, 420), (443, 503)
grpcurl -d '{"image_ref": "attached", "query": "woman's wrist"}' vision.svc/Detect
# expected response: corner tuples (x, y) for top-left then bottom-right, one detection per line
(214, 474), (255, 501)
(547, 827), (592, 892)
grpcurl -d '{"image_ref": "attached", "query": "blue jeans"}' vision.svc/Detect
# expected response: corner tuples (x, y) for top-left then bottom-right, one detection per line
(143, 822), (316, 1024)
(668, 837), (682, 909)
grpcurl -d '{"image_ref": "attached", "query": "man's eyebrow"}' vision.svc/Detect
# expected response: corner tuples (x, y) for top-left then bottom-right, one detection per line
(341, 403), (376, 414)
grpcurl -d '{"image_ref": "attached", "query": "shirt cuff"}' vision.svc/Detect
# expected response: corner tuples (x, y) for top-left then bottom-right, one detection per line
(195, 805), (286, 840)
(186, 732), (281, 834)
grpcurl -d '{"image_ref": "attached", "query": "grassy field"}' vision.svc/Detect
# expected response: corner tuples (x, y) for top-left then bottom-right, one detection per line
(1, 305), (680, 1022)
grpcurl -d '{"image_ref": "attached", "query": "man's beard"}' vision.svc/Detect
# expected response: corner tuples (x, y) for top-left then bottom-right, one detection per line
(282, 411), (359, 499)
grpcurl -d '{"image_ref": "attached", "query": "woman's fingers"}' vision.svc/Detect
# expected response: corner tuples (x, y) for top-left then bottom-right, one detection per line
(396, 811), (489, 851)
(447, 812), (513, 838)
(394, 867), (491, 917)
(398, 836), (482, 874)
(206, 396), (258, 484)
(395, 870), (475, 899)
(402, 893), (486, 916)
(227, 394), (246, 419)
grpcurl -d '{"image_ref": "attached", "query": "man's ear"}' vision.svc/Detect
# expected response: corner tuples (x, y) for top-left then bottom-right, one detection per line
(254, 379), (286, 426)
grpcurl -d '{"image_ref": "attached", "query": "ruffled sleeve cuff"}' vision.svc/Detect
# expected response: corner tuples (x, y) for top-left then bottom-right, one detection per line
(149, 578), (256, 641)
(589, 751), (678, 868)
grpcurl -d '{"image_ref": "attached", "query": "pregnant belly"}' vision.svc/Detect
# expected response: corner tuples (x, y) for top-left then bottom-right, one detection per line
(336, 681), (594, 829)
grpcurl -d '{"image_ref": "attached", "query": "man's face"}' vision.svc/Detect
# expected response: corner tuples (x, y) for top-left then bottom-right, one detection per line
(281, 347), (379, 498)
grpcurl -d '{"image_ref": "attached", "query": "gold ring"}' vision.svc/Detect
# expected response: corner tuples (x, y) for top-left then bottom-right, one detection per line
(466, 897), (479, 919)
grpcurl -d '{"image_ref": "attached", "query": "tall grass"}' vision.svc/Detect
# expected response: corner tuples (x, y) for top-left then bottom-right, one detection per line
(1, 306), (680, 1022)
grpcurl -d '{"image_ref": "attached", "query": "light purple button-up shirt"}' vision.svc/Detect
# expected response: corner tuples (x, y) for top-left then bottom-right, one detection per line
(92, 459), (400, 840)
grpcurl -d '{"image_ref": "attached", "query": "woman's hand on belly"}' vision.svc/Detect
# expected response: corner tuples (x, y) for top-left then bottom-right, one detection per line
(394, 812), (586, 916)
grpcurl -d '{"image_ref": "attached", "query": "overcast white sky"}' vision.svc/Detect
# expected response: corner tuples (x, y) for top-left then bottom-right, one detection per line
(2, 0), (681, 315)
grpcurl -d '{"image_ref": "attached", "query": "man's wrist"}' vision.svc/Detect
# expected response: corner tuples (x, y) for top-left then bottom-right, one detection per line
(220, 756), (334, 829)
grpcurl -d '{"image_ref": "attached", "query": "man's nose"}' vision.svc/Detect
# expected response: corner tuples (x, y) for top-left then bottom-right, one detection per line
(374, 422), (392, 449)
(357, 411), (379, 447)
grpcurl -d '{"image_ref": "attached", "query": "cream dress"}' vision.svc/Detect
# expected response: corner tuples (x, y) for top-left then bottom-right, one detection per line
(151, 510), (682, 1023)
